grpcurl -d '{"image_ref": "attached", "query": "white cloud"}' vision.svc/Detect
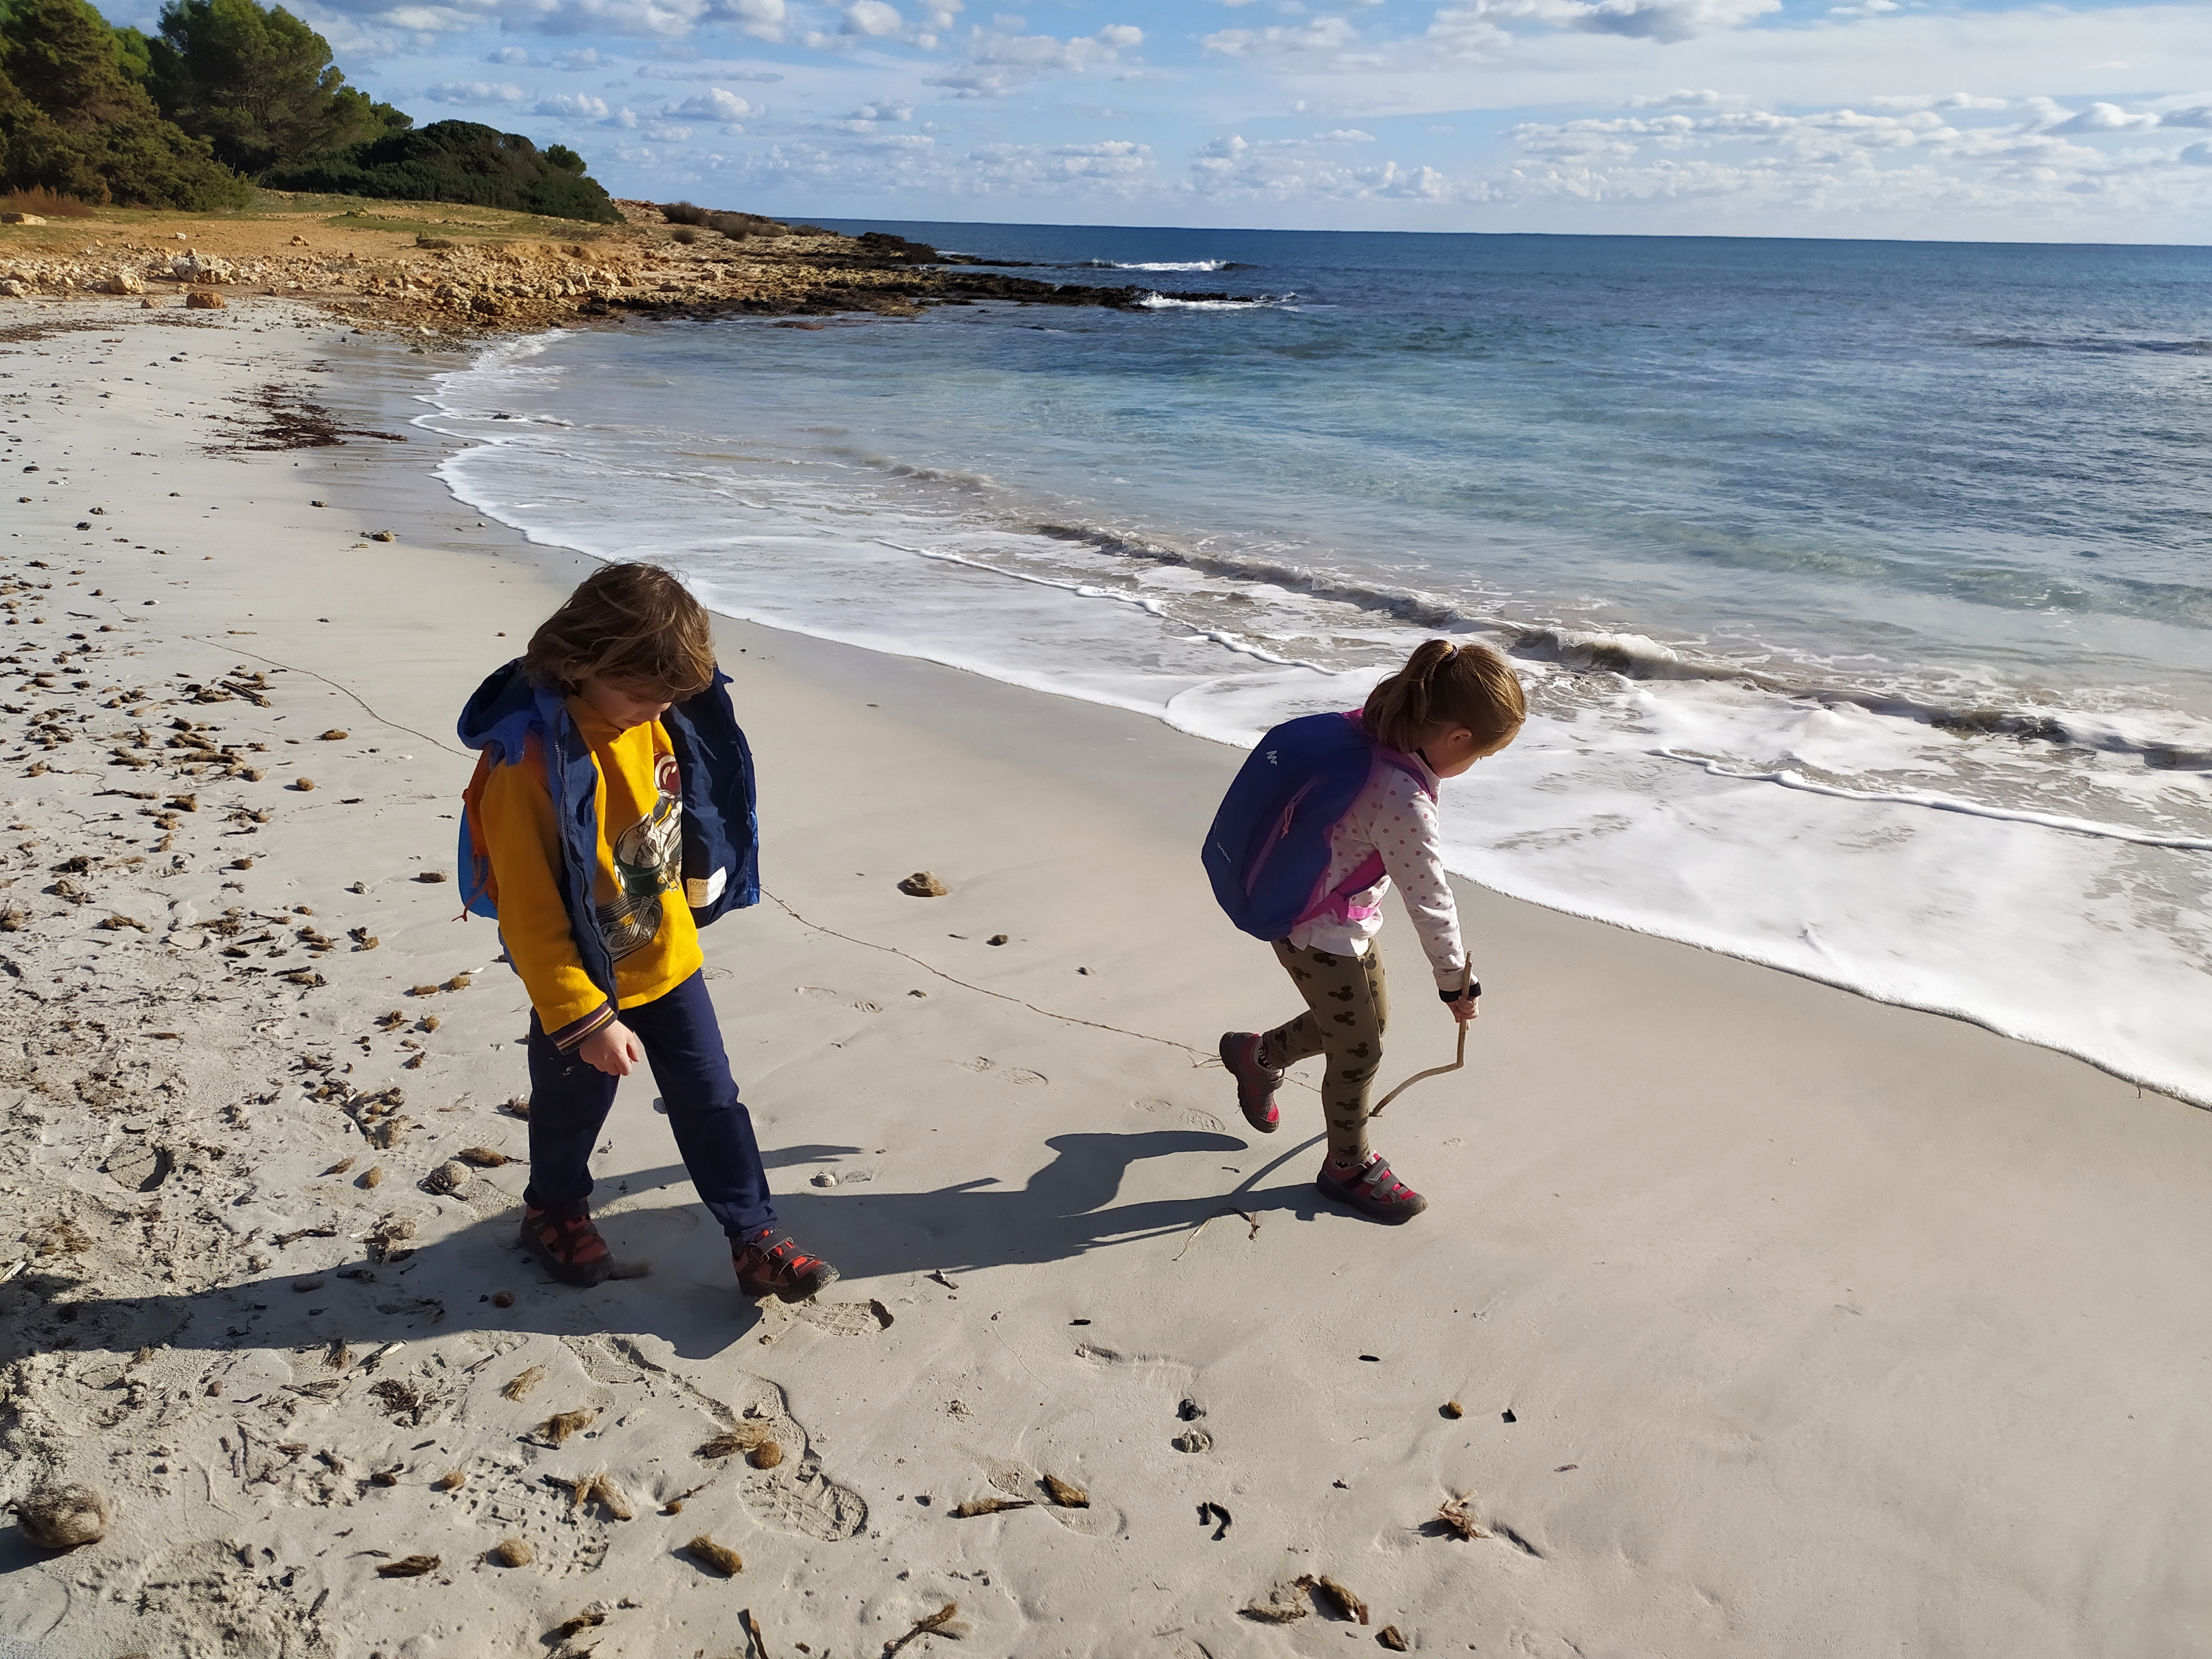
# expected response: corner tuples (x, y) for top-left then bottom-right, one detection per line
(535, 92), (611, 116)
(843, 1), (902, 35)
(487, 45), (532, 63)
(676, 87), (756, 120)
(1202, 16), (1357, 57)
(2052, 101), (2161, 132)
(425, 80), (526, 102)
(839, 98), (916, 128)
(1442, 0), (1780, 45)
(1190, 135), (1473, 201)
(925, 24), (1145, 96)
(2163, 105), (2212, 128)
(638, 62), (784, 81)
(645, 123), (693, 139)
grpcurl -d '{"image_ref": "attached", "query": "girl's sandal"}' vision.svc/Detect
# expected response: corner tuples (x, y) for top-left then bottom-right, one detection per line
(1219, 1031), (1282, 1133)
(1316, 1154), (1428, 1224)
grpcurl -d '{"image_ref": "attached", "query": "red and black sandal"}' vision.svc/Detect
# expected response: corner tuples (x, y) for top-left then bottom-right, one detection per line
(732, 1229), (840, 1303)
(1219, 1031), (1282, 1134)
(520, 1202), (615, 1287)
(1315, 1153), (1428, 1224)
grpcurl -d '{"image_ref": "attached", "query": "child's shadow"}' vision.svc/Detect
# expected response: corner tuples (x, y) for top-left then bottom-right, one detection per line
(16, 1129), (1322, 1367)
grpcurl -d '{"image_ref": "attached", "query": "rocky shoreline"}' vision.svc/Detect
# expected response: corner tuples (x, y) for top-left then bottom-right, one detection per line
(0, 195), (1255, 340)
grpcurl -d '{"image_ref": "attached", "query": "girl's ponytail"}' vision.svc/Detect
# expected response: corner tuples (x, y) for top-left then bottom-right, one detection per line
(1360, 638), (1526, 755)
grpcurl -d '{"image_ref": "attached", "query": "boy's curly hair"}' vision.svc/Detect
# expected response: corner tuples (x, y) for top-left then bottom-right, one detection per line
(524, 562), (716, 699)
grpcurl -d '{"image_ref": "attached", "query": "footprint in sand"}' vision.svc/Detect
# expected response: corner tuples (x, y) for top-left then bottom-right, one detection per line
(954, 1057), (1047, 1086)
(796, 985), (883, 1013)
(1132, 1097), (1227, 1133)
(787, 1297), (896, 1338)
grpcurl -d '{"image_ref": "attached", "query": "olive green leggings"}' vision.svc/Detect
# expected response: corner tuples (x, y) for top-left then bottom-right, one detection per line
(1264, 940), (1390, 1164)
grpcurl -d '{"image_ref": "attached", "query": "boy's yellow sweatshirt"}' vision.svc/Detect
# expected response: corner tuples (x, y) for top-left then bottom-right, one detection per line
(477, 697), (702, 1049)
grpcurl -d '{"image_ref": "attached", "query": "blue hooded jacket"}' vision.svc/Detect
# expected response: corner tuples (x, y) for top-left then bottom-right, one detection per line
(455, 659), (760, 1003)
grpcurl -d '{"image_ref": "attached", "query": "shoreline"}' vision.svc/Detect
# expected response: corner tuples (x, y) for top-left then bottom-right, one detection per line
(419, 320), (2210, 1112)
(4, 297), (2212, 1657)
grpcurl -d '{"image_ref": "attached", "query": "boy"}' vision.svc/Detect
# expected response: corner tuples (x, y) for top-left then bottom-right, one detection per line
(457, 561), (837, 1301)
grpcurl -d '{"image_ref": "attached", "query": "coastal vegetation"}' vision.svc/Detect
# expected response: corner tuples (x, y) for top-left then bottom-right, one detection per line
(0, 0), (615, 219)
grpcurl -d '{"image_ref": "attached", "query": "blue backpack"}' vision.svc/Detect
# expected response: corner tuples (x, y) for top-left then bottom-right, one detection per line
(1202, 711), (1430, 942)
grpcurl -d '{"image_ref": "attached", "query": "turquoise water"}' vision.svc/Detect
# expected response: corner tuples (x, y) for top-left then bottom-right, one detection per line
(421, 227), (2212, 1102)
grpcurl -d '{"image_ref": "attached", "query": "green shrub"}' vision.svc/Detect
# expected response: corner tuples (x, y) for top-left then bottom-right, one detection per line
(660, 200), (708, 224)
(263, 121), (620, 222)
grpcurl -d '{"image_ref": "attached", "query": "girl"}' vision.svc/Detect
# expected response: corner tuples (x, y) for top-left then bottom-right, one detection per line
(456, 562), (838, 1301)
(1215, 639), (1526, 1223)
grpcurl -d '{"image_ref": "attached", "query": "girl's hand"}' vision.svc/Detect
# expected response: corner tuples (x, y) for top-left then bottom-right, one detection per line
(581, 1020), (644, 1077)
(1449, 994), (1479, 1027)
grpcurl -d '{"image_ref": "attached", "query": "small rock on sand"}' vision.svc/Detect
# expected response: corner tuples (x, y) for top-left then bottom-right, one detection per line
(422, 1160), (471, 1196)
(185, 290), (226, 310)
(1173, 1428), (1213, 1454)
(896, 871), (950, 897)
(13, 1483), (109, 1550)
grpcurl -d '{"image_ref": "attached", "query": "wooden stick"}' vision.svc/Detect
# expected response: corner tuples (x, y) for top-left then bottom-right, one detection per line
(1367, 966), (1472, 1119)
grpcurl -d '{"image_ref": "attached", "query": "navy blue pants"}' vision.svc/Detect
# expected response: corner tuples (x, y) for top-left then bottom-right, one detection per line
(522, 972), (776, 1240)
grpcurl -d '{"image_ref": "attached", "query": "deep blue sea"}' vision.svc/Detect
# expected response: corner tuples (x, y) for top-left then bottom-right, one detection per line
(420, 226), (2212, 1102)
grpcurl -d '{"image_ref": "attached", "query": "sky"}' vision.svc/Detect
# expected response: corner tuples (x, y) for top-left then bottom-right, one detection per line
(105, 0), (2212, 239)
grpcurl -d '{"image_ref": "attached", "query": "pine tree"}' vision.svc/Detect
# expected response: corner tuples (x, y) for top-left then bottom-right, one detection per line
(0, 0), (249, 208)
(147, 0), (406, 176)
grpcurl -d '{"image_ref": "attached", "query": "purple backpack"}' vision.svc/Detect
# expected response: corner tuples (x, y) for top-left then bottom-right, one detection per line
(1202, 711), (1432, 941)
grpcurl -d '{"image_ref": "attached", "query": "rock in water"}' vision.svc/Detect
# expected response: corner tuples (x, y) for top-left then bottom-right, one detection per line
(14, 1484), (109, 1549)
(897, 870), (949, 897)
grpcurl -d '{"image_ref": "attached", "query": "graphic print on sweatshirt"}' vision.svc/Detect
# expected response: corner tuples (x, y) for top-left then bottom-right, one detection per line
(596, 751), (683, 960)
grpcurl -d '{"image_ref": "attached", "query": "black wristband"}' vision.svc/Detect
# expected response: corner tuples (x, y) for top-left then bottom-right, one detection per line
(1438, 980), (1481, 1004)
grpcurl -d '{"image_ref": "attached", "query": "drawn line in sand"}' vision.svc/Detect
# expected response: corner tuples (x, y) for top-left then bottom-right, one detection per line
(186, 635), (467, 757)
(764, 890), (1225, 1067)
(1170, 1208), (1262, 1262)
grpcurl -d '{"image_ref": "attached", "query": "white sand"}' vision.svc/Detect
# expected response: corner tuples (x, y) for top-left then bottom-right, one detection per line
(4, 296), (2210, 1659)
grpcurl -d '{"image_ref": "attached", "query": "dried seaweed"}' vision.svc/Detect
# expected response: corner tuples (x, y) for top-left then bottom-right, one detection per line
(697, 1425), (770, 1460)
(883, 1603), (959, 1657)
(686, 1535), (743, 1575)
(562, 1469), (634, 1520)
(1314, 1575), (1369, 1625)
(500, 1364), (546, 1402)
(12, 1484), (107, 1550)
(375, 1554), (440, 1578)
(951, 1495), (1032, 1517)
(490, 1538), (534, 1567)
(1041, 1473), (1088, 1508)
(541, 1408), (597, 1446)
(1433, 1494), (1487, 1541)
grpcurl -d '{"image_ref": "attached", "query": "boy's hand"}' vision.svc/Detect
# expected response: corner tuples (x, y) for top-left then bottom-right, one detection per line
(580, 1020), (644, 1077)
